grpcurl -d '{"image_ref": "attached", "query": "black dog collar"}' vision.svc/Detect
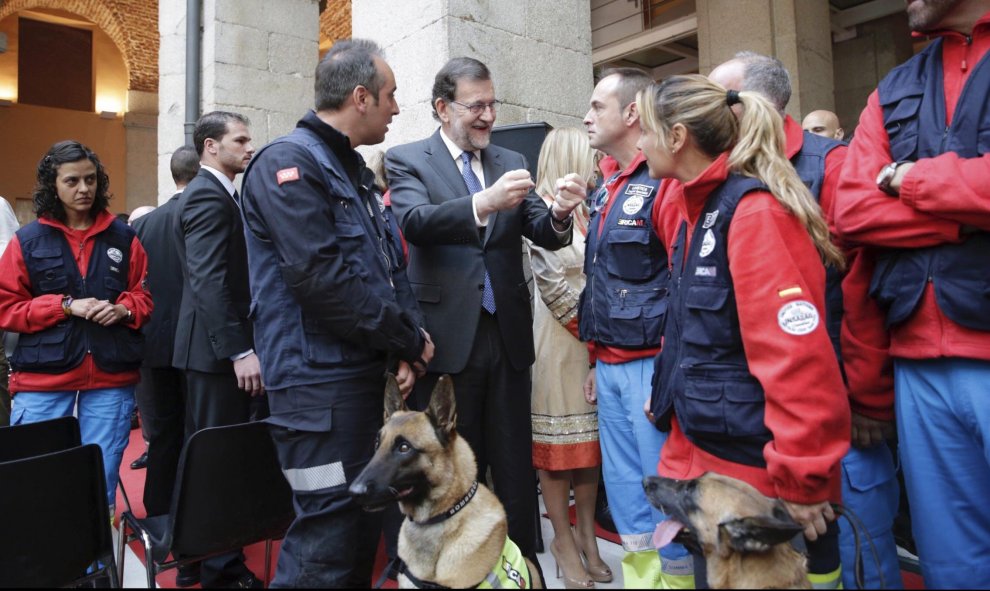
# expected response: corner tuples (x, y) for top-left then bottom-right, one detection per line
(409, 480), (479, 526)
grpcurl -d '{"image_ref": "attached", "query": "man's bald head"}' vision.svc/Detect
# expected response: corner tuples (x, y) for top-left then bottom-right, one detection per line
(802, 110), (845, 141)
(128, 205), (156, 225)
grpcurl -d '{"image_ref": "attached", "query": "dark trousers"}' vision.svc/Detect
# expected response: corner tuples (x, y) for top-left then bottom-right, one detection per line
(407, 313), (538, 557)
(184, 369), (252, 438)
(267, 377), (385, 588)
(135, 367), (186, 516)
(183, 369), (258, 586)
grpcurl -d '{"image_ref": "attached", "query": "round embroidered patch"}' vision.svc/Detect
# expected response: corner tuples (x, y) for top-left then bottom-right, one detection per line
(622, 195), (645, 215)
(107, 247), (123, 264)
(777, 300), (819, 335)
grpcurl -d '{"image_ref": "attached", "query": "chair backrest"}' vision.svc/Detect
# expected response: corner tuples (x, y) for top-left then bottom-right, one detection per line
(0, 444), (115, 587)
(168, 421), (294, 558)
(0, 415), (82, 463)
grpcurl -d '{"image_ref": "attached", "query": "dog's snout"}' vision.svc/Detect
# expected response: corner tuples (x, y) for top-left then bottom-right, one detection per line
(348, 481), (369, 498)
(643, 476), (659, 494)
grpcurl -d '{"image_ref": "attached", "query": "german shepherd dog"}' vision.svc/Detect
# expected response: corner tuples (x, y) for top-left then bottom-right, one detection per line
(643, 472), (809, 589)
(349, 374), (542, 589)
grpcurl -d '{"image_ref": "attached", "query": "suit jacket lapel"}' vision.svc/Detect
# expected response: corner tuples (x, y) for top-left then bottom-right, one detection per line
(481, 147), (504, 246)
(425, 131), (470, 200)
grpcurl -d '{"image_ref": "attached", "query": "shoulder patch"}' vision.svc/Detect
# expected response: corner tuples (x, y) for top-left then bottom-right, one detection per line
(777, 300), (819, 335)
(276, 167), (300, 185)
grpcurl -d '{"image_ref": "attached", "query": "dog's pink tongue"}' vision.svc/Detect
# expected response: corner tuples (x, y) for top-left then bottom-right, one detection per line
(652, 519), (685, 549)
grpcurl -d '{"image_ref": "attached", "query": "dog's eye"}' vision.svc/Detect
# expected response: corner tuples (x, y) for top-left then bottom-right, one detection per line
(397, 441), (412, 454)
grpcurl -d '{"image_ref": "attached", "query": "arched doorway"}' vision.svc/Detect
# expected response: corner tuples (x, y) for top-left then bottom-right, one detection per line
(0, 0), (158, 221)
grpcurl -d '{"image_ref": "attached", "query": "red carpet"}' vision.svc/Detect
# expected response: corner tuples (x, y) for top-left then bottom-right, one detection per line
(116, 426), (396, 588)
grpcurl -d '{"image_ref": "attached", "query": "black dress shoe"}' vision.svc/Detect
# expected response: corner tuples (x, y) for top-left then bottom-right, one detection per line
(227, 573), (263, 589)
(129, 451), (148, 470)
(174, 563), (201, 588)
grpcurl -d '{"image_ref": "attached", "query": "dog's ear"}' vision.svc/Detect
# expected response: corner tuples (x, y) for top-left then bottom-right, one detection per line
(384, 372), (407, 421)
(718, 514), (804, 554)
(426, 374), (457, 439)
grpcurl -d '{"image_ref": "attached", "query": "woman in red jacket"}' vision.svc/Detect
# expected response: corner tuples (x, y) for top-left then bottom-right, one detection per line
(0, 141), (152, 510)
(637, 76), (850, 587)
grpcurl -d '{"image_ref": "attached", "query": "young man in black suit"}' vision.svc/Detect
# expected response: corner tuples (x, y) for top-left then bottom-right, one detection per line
(172, 112), (262, 589)
(385, 57), (587, 565)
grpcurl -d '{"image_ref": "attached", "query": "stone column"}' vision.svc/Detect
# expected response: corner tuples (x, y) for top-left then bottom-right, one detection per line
(697, 0), (834, 120)
(124, 89), (158, 209)
(353, 0), (595, 150)
(158, 0), (320, 201)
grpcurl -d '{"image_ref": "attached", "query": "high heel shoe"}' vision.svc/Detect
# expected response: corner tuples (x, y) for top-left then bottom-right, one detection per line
(573, 527), (613, 584)
(580, 550), (614, 584)
(549, 538), (595, 589)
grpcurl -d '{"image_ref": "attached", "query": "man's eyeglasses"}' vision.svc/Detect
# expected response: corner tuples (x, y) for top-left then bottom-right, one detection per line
(450, 100), (502, 116)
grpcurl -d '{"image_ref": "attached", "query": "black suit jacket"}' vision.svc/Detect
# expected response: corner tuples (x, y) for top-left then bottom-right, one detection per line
(132, 193), (184, 368)
(171, 169), (252, 374)
(386, 130), (571, 373)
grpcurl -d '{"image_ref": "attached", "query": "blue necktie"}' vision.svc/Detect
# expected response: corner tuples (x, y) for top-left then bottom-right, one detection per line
(460, 152), (496, 315)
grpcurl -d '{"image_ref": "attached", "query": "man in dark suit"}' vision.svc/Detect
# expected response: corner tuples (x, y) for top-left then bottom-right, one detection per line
(385, 57), (588, 563)
(131, 145), (200, 585)
(172, 111), (262, 589)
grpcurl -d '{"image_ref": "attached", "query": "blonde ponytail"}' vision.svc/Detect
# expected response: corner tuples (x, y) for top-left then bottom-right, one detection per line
(638, 75), (844, 270)
(729, 91), (845, 269)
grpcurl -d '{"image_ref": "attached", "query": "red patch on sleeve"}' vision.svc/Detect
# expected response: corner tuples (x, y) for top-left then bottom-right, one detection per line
(276, 167), (300, 185)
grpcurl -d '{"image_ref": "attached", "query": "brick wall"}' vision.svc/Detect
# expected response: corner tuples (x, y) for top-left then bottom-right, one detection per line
(320, 0), (350, 47)
(0, 0), (158, 92)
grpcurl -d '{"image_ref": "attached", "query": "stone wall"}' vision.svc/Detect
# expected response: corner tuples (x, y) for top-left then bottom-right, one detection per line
(353, 0), (594, 151)
(158, 0), (319, 200)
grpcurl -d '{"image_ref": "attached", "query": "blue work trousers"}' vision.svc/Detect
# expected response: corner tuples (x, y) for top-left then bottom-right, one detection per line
(895, 357), (990, 589)
(596, 359), (690, 565)
(838, 443), (903, 589)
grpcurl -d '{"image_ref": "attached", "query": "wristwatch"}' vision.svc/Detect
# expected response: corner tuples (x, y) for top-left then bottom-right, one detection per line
(876, 161), (908, 196)
(61, 295), (73, 317)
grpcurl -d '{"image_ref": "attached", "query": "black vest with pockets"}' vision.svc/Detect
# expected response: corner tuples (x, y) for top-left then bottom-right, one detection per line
(873, 38), (990, 330)
(11, 219), (143, 374)
(651, 174), (771, 467)
(578, 162), (669, 349)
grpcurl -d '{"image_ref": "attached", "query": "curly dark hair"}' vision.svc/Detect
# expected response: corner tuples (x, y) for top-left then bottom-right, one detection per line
(33, 140), (111, 223)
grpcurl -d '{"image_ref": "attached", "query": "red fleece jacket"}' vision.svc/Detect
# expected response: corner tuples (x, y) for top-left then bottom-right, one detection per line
(0, 210), (152, 393)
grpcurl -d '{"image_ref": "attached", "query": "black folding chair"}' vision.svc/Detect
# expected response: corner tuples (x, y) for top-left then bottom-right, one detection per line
(0, 413), (136, 520)
(0, 444), (121, 588)
(118, 420), (294, 588)
(0, 415), (81, 462)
